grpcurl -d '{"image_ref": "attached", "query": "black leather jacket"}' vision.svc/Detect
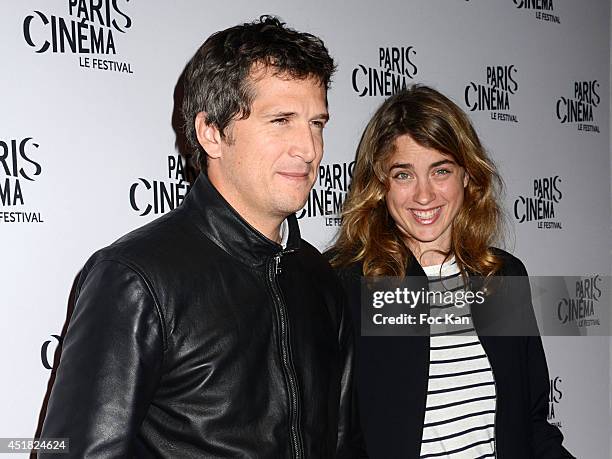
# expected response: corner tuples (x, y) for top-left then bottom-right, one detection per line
(41, 173), (361, 458)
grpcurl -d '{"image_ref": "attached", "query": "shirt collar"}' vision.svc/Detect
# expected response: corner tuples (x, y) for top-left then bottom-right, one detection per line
(279, 219), (289, 248)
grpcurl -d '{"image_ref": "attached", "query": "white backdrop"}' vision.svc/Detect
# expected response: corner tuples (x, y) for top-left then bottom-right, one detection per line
(0, 1), (610, 457)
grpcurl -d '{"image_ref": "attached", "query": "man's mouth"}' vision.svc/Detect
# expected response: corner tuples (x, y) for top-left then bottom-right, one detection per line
(278, 171), (310, 180)
(410, 206), (442, 225)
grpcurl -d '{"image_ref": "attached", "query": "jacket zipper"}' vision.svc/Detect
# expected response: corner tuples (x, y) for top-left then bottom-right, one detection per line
(268, 252), (304, 459)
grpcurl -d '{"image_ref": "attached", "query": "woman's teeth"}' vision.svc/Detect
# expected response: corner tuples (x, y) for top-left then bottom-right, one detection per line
(411, 207), (441, 223)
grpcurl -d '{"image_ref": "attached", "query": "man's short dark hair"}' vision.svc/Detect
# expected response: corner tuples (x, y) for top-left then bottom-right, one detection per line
(181, 15), (336, 170)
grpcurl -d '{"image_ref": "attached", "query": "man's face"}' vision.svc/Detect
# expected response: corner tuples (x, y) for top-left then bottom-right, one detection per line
(204, 70), (328, 232)
(385, 134), (468, 257)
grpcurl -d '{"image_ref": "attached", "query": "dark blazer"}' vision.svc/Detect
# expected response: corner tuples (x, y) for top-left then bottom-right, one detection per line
(331, 248), (574, 459)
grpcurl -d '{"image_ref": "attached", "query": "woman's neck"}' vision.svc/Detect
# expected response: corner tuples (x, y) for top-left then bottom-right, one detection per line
(407, 242), (452, 267)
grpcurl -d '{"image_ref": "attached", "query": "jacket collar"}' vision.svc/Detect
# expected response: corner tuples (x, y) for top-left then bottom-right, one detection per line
(182, 172), (301, 269)
(405, 253), (427, 278)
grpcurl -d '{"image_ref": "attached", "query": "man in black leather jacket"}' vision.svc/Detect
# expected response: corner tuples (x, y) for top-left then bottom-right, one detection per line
(40, 16), (363, 458)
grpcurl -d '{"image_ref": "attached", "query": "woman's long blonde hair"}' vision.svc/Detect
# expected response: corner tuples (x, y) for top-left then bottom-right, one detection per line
(331, 85), (504, 277)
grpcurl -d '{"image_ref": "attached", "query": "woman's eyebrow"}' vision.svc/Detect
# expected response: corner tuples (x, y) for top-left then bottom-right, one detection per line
(388, 159), (456, 172)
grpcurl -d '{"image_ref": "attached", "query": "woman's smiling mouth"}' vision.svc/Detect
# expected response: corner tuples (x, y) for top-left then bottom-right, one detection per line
(410, 206), (442, 225)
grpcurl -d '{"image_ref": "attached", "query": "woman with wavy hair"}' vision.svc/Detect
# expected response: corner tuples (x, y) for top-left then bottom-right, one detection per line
(330, 85), (573, 458)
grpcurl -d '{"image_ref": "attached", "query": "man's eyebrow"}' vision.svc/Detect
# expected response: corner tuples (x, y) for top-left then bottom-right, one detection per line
(261, 111), (330, 122)
(262, 111), (297, 119)
(313, 112), (330, 122)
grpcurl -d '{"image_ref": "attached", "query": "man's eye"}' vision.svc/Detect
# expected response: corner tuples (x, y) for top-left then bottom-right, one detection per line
(272, 118), (288, 125)
(311, 120), (326, 129)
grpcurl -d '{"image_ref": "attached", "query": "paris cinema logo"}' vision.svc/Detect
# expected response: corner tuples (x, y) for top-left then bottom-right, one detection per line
(297, 161), (354, 227)
(548, 375), (563, 428)
(352, 47), (417, 97)
(0, 137), (44, 224)
(130, 154), (191, 217)
(556, 80), (601, 133)
(464, 66), (519, 123)
(41, 334), (62, 370)
(514, 0), (560, 24)
(557, 275), (603, 329)
(513, 175), (563, 230)
(23, 0), (134, 74)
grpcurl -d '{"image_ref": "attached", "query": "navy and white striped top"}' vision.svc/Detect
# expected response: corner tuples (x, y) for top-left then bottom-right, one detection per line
(419, 258), (497, 459)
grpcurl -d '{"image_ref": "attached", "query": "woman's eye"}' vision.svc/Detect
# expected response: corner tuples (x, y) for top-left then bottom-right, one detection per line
(394, 172), (412, 180)
(434, 169), (451, 176)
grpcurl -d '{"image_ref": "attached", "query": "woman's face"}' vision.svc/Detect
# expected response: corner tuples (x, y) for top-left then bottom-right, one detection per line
(385, 134), (468, 258)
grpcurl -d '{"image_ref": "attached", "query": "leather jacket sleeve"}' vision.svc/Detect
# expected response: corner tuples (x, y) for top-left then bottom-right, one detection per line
(40, 259), (164, 458)
(335, 290), (369, 459)
(514, 260), (575, 459)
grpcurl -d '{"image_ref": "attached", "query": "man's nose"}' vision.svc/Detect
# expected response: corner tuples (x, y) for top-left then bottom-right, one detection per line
(289, 123), (318, 163)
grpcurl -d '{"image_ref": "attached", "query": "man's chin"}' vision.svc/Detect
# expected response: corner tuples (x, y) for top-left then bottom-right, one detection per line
(275, 196), (309, 217)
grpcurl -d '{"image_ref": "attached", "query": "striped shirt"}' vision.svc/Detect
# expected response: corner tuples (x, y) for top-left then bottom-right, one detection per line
(419, 259), (497, 459)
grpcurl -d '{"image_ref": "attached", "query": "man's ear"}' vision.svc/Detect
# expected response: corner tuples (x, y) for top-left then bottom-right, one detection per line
(463, 171), (469, 188)
(195, 112), (223, 159)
